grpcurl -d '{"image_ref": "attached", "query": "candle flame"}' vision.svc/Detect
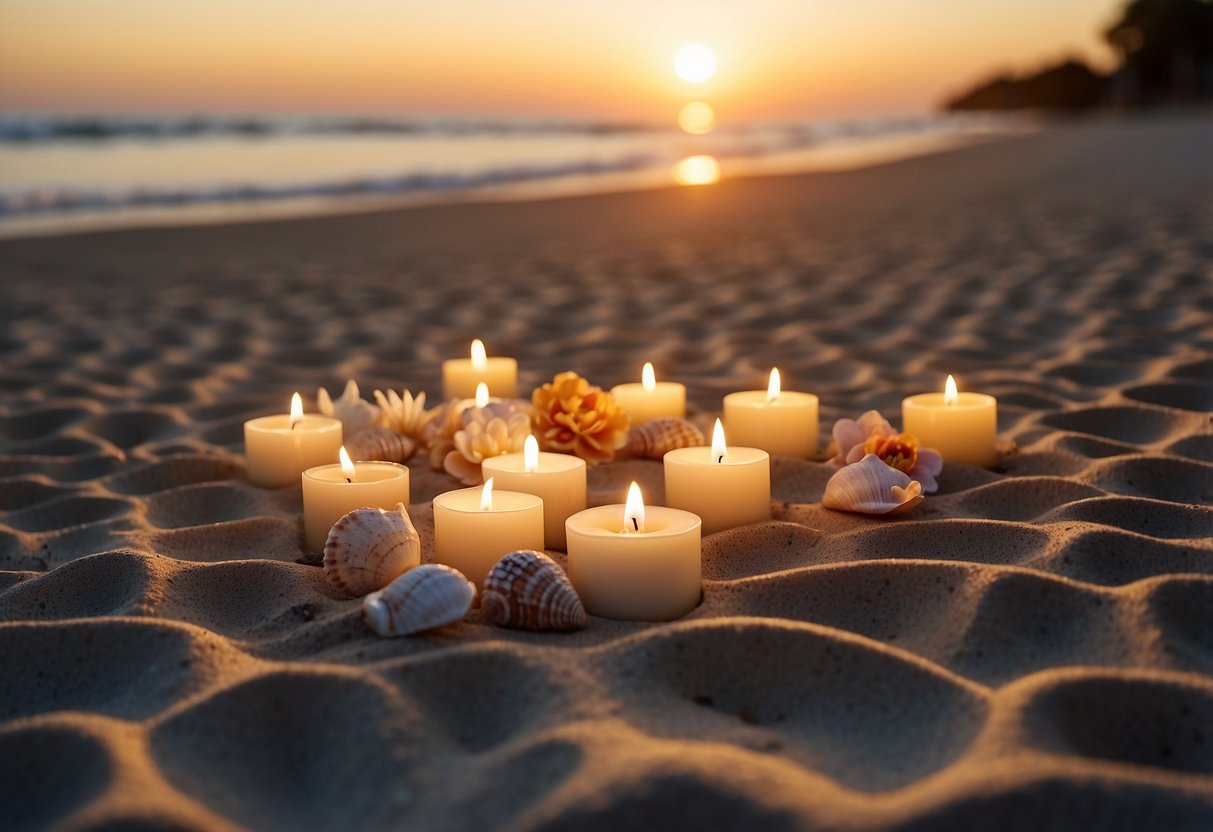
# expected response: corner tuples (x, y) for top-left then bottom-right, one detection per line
(642, 361), (656, 391)
(480, 477), (494, 511)
(767, 368), (781, 402)
(471, 338), (487, 371)
(623, 481), (645, 533)
(289, 392), (304, 429)
(475, 382), (490, 408)
(712, 418), (728, 463)
(524, 435), (539, 473)
(339, 446), (355, 481)
(945, 374), (959, 406)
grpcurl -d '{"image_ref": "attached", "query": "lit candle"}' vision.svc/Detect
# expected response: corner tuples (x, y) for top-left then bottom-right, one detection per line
(566, 482), (701, 621)
(610, 362), (686, 426)
(433, 477), (544, 586)
(442, 339), (518, 400)
(902, 374), (998, 468)
(301, 446), (410, 552)
(481, 435), (587, 550)
(723, 368), (820, 458)
(664, 419), (770, 534)
(244, 392), (343, 488)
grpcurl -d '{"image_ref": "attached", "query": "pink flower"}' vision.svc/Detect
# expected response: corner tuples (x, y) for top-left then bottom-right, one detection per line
(830, 409), (943, 493)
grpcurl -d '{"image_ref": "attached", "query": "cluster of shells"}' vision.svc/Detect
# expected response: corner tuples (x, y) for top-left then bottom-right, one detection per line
(322, 505), (586, 637)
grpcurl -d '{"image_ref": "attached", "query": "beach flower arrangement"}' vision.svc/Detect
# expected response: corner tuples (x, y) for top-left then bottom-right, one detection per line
(423, 397), (532, 483)
(828, 409), (943, 493)
(531, 371), (630, 465)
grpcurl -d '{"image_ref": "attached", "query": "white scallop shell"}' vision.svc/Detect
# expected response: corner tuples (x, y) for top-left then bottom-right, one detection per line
(362, 564), (476, 637)
(482, 550), (587, 631)
(821, 453), (924, 515)
(323, 503), (420, 597)
(345, 426), (418, 464)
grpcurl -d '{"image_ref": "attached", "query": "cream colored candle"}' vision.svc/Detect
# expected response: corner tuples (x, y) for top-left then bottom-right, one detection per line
(433, 478), (544, 586)
(723, 368), (819, 458)
(480, 436), (586, 550)
(664, 420), (770, 534)
(902, 374), (998, 468)
(566, 483), (701, 621)
(610, 362), (686, 426)
(244, 392), (343, 488)
(301, 448), (410, 552)
(442, 339), (518, 400)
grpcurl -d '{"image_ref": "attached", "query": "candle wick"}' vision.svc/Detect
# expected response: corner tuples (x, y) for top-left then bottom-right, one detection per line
(717, 454), (724, 463)
(291, 422), (298, 431)
(345, 477), (352, 484)
(632, 517), (639, 531)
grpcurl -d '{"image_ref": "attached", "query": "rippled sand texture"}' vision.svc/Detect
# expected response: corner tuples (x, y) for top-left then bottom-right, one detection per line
(2, 118), (1212, 831)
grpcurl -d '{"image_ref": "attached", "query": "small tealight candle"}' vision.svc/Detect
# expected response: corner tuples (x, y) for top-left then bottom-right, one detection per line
(902, 375), (998, 468)
(610, 362), (686, 426)
(443, 339), (518, 400)
(723, 368), (820, 458)
(664, 420), (770, 534)
(301, 447), (410, 552)
(433, 477), (544, 586)
(481, 436), (587, 550)
(566, 482), (701, 621)
(244, 392), (343, 488)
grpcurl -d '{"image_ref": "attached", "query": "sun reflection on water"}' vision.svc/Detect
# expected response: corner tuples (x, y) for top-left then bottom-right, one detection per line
(673, 155), (721, 186)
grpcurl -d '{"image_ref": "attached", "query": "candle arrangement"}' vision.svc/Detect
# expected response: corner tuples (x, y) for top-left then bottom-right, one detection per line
(244, 358), (1001, 634)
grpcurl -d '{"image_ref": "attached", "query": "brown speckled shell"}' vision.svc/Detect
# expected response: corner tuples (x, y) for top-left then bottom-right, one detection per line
(323, 503), (420, 597)
(625, 417), (705, 459)
(345, 426), (418, 464)
(481, 550), (587, 631)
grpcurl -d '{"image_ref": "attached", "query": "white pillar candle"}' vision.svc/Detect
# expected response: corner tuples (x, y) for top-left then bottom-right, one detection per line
(301, 447), (411, 552)
(433, 478), (544, 586)
(442, 339), (518, 400)
(723, 368), (819, 458)
(566, 482), (701, 621)
(664, 420), (770, 534)
(902, 374), (998, 468)
(245, 392), (343, 488)
(480, 436), (586, 550)
(610, 362), (686, 426)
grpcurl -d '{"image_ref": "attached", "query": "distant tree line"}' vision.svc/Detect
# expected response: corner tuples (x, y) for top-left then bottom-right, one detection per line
(946, 0), (1213, 111)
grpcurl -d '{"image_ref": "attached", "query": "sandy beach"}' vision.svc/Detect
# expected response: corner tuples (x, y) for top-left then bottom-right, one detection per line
(1, 116), (1212, 831)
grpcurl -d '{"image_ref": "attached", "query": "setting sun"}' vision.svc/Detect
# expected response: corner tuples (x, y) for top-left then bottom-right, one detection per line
(673, 155), (721, 186)
(674, 43), (716, 83)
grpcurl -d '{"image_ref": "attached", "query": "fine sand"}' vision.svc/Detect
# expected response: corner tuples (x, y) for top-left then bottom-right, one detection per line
(1, 116), (1212, 831)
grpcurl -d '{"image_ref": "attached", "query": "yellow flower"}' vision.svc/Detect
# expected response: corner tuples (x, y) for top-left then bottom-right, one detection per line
(531, 372), (630, 465)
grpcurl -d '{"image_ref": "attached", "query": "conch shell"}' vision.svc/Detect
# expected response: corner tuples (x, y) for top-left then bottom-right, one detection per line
(373, 388), (437, 440)
(323, 503), (421, 597)
(822, 453), (924, 515)
(625, 417), (705, 459)
(318, 379), (381, 435)
(482, 550), (587, 631)
(345, 426), (418, 464)
(362, 563), (476, 637)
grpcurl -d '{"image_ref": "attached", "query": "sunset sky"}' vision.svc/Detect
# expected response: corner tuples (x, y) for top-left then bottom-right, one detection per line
(0, 0), (1123, 120)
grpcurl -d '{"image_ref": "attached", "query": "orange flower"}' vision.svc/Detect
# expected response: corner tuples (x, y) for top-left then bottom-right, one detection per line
(531, 372), (630, 465)
(863, 432), (919, 474)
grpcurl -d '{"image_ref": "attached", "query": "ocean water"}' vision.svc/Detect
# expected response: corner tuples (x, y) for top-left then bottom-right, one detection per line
(0, 113), (1018, 236)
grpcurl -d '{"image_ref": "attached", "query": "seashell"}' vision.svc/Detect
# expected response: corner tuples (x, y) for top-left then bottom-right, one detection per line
(323, 503), (421, 597)
(318, 379), (382, 435)
(481, 550), (587, 631)
(345, 426), (418, 464)
(624, 417), (705, 459)
(362, 564), (476, 636)
(822, 453), (924, 515)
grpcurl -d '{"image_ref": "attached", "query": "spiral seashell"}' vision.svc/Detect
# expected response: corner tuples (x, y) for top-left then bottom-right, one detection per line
(318, 379), (382, 435)
(625, 417), (705, 459)
(345, 426), (418, 464)
(481, 550), (587, 631)
(822, 453), (924, 515)
(323, 503), (421, 597)
(362, 564), (476, 637)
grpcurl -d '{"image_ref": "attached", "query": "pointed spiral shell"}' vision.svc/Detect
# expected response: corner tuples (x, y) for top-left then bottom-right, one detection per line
(481, 550), (587, 631)
(323, 503), (421, 597)
(625, 417), (705, 459)
(362, 564), (476, 637)
(345, 426), (418, 464)
(822, 453), (924, 515)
